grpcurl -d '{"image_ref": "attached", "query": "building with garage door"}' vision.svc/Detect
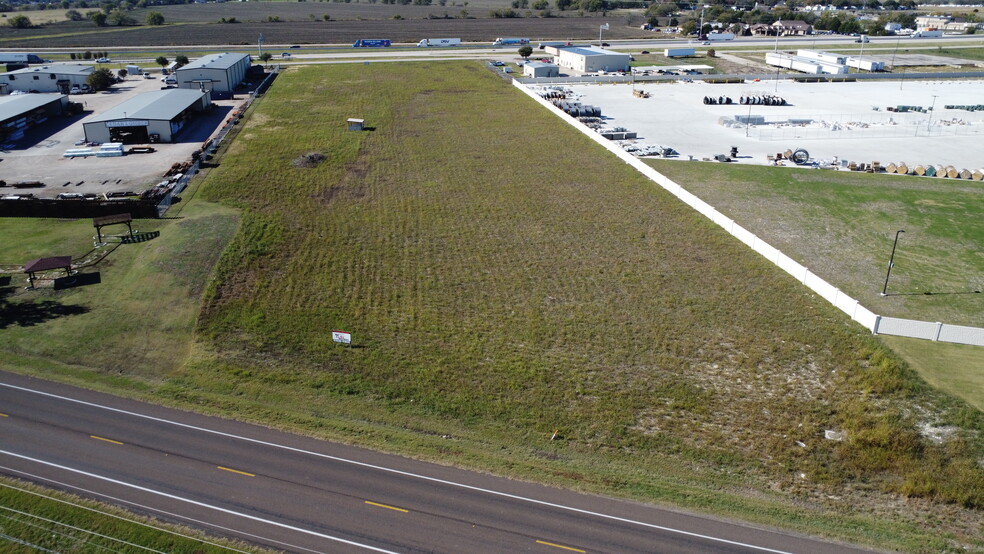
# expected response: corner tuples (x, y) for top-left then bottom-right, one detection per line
(175, 53), (250, 99)
(523, 62), (560, 78)
(0, 93), (68, 143)
(545, 46), (631, 74)
(82, 89), (212, 144)
(1, 64), (93, 94)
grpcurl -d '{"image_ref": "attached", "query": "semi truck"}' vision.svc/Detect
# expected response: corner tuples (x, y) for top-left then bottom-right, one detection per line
(353, 39), (392, 47)
(537, 41), (573, 49)
(0, 53), (45, 64)
(706, 32), (735, 41)
(910, 30), (943, 38)
(492, 37), (531, 47)
(417, 38), (461, 47)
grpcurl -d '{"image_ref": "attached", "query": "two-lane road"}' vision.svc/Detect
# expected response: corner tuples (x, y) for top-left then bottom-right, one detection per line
(0, 371), (867, 553)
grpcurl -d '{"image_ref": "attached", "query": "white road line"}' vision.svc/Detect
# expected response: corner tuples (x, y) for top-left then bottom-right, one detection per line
(0, 467), (323, 554)
(1, 381), (793, 554)
(0, 451), (397, 554)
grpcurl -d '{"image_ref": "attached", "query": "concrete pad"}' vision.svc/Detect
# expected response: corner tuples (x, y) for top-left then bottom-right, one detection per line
(561, 79), (984, 169)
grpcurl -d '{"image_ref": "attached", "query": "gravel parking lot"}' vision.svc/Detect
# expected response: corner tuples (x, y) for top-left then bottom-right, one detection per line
(2, 74), (247, 198)
(560, 78), (984, 169)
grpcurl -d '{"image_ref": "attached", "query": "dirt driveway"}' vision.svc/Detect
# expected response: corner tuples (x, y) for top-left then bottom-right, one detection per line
(2, 74), (246, 199)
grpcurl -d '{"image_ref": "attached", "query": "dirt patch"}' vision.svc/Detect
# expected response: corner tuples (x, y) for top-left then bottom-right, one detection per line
(292, 152), (327, 168)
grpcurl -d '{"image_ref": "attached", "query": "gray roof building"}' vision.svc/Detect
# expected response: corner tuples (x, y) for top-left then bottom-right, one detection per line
(2, 64), (93, 94)
(175, 52), (250, 98)
(83, 89), (212, 144)
(0, 93), (68, 143)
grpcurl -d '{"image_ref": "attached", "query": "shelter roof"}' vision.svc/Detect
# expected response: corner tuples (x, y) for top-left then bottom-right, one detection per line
(23, 255), (72, 273)
(86, 89), (208, 124)
(0, 94), (64, 122)
(7, 64), (93, 77)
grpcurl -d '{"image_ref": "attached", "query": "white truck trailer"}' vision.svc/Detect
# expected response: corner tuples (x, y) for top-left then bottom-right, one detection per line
(417, 38), (461, 47)
(911, 30), (944, 38)
(664, 47), (696, 57)
(707, 32), (735, 41)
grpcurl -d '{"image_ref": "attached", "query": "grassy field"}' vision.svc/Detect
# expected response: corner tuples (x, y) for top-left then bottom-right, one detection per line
(0, 477), (266, 553)
(2, 61), (983, 551)
(645, 161), (984, 328)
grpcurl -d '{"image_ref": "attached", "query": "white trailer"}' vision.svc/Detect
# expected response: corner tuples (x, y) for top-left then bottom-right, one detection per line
(911, 30), (943, 38)
(125, 64), (141, 76)
(797, 50), (846, 64)
(664, 47), (696, 57)
(417, 38), (461, 47)
(707, 32), (735, 41)
(847, 57), (885, 71)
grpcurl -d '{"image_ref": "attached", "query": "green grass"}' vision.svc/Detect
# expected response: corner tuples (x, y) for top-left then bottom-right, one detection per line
(0, 477), (267, 553)
(880, 335), (984, 411)
(645, 161), (984, 327)
(2, 61), (983, 551)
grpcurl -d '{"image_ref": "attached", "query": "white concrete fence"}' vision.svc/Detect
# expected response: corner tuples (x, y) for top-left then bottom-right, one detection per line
(513, 81), (984, 347)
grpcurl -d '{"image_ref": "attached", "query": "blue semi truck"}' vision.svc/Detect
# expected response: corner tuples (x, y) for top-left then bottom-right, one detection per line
(353, 39), (392, 48)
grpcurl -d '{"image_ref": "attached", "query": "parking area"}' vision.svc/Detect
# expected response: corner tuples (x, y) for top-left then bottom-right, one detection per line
(1, 75), (248, 198)
(559, 78), (984, 169)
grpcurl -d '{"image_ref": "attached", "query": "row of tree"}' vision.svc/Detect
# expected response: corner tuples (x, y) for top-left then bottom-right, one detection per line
(6, 10), (165, 28)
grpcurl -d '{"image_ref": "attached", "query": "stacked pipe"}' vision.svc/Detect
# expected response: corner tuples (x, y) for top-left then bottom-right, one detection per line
(703, 96), (734, 105)
(739, 95), (787, 106)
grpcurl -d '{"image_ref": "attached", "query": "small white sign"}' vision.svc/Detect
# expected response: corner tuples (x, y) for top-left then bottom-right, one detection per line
(332, 330), (352, 344)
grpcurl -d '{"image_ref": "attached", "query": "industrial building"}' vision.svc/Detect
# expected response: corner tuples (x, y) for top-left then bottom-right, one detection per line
(0, 93), (67, 143)
(175, 53), (250, 99)
(523, 62), (560, 78)
(766, 52), (848, 75)
(82, 89), (212, 144)
(1, 64), (93, 94)
(545, 45), (631, 74)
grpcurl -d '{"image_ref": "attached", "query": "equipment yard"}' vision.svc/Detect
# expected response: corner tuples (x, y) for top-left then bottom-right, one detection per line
(558, 78), (984, 170)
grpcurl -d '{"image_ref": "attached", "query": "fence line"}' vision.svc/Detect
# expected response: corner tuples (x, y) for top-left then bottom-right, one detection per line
(513, 80), (984, 347)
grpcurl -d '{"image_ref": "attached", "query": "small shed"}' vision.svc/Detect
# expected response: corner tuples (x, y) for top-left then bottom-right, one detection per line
(347, 118), (365, 131)
(524, 62), (559, 78)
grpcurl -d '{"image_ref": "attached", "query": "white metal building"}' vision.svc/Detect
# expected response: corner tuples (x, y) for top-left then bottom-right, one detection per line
(1, 64), (93, 94)
(175, 53), (250, 99)
(0, 93), (68, 143)
(547, 46), (631, 73)
(523, 62), (560, 78)
(82, 89), (212, 144)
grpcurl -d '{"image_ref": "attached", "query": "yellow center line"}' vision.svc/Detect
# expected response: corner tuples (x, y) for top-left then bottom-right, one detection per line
(217, 466), (255, 477)
(535, 540), (586, 553)
(364, 501), (409, 513)
(90, 435), (123, 445)
(0, 412), (8, 417)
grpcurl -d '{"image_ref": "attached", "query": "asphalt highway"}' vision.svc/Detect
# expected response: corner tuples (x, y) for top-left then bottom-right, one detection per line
(0, 370), (870, 553)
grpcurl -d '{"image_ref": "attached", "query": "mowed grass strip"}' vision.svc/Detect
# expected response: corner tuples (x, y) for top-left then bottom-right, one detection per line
(0, 477), (269, 553)
(184, 61), (983, 549)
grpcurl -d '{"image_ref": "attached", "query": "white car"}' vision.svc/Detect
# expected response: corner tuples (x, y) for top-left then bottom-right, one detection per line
(96, 57), (110, 63)
(69, 86), (81, 94)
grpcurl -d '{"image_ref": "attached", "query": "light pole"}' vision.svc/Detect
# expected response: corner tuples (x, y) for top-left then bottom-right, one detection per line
(881, 229), (905, 296)
(927, 94), (938, 134)
(890, 35), (901, 70)
(598, 23), (609, 47)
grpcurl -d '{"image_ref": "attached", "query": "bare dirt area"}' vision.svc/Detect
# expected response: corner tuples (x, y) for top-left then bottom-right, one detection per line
(1, 77), (247, 199)
(0, 15), (652, 48)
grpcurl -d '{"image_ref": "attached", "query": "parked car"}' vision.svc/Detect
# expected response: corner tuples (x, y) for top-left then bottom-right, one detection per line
(69, 86), (81, 94)
(96, 57), (110, 63)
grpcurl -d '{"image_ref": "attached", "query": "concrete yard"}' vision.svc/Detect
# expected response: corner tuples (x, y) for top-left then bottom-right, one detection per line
(558, 78), (984, 170)
(1, 75), (246, 198)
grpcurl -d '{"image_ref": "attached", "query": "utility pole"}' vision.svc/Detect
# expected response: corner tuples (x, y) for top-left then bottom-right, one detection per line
(881, 229), (905, 296)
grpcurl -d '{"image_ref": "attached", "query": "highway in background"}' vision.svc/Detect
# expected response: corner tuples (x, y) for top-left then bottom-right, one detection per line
(0, 370), (869, 553)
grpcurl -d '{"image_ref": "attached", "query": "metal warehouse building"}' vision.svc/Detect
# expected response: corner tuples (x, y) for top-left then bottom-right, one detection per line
(524, 62), (560, 78)
(175, 53), (250, 99)
(0, 93), (68, 142)
(82, 89), (212, 144)
(546, 46), (631, 73)
(1, 64), (93, 94)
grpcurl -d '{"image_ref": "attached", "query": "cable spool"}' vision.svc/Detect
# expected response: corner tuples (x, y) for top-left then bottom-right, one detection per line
(959, 168), (972, 180)
(791, 148), (810, 165)
(946, 166), (958, 178)
(784, 149), (793, 159)
(913, 165), (926, 176)
(933, 165), (946, 177)
(972, 169), (984, 181)
(897, 163), (909, 175)
(924, 165), (937, 177)
(885, 162), (897, 174)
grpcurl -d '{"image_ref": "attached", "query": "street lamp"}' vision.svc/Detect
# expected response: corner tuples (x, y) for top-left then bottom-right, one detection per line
(598, 23), (609, 47)
(927, 94), (938, 134)
(881, 229), (905, 296)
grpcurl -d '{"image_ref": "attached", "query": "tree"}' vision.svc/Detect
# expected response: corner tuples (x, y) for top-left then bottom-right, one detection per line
(8, 15), (33, 28)
(118, 68), (128, 78)
(555, 0), (572, 10)
(86, 68), (115, 91)
(89, 11), (107, 26)
(155, 55), (169, 68)
(259, 52), (273, 65)
(175, 54), (189, 67)
(145, 11), (164, 25)
(518, 45), (533, 59)
(108, 8), (135, 26)
(65, 9), (84, 21)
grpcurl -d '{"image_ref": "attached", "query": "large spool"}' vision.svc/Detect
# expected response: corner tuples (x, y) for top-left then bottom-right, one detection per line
(972, 168), (984, 181)
(934, 165), (946, 177)
(913, 165), (926, 176)
(897, 163), (909, 175)
(946, 166), (958, 178)
(885, 162), (897, 174)
(925, 165), (937, 177)
(959, 168), (972, 180)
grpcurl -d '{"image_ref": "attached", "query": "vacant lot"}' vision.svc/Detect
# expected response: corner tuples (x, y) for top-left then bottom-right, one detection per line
(2, 61), (982, 550)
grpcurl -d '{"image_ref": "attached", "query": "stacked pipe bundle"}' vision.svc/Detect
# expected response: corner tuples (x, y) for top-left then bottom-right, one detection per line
(703, 96), (734, 105)
(739, 95), (787, 106)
